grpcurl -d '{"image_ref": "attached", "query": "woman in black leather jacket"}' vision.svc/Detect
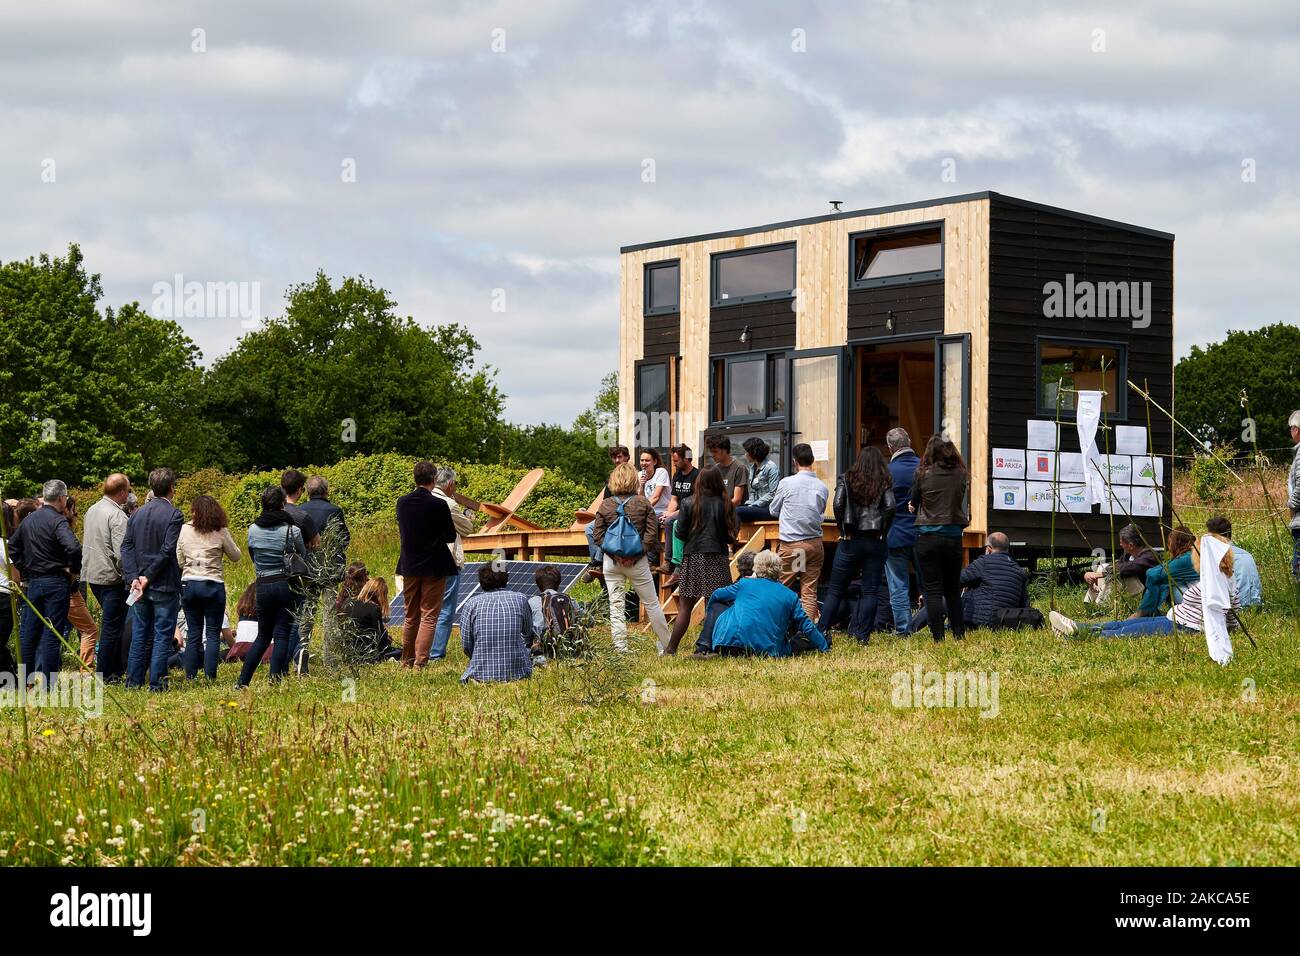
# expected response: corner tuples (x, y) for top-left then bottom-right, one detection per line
(819, 446), (895, 643)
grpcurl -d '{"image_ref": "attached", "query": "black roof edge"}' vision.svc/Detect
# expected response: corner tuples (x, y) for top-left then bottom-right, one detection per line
(619, 190), (1173, 254)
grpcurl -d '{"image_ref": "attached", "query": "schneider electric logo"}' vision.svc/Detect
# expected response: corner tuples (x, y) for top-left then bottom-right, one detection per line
(49, 886), (151, 936)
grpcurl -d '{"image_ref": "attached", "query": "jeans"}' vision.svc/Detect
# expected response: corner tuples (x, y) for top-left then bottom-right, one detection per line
(735, 504), (772, 523)
(0, 592), (15, 676)
(19, 575), (71, 684)
(695, 594), (733, 654)
(603, 555), (671, 651)
(181, 579), (227, 680)
(238, 577), (296, 686)
(1292, 528), (1300, 583)
(90, 582), (129, 681)
(819, 535), (887, 642)
(431, 571), (460, 659)
(126, 590), (180, 691)
(585, 523), (602, 563)
(283, 587), (310, 675)
(884, 546), (917, 634)
(914, 534), (965, 640)
(1087, 616), (1175, 638)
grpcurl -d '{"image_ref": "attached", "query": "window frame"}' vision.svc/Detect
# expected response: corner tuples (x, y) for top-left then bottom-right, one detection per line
(848, 220), (944, 290)
(643, 258), (681, 316)
(633, 357), (675, 456)
(1034, 336), (1129, 420)
(711, 241), (797, 308)
(709, 348), (788, 426)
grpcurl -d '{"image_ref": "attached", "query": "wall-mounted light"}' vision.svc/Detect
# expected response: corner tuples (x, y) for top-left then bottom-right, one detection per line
(886, 311), (895, 332)
(739, 324), (751, 344)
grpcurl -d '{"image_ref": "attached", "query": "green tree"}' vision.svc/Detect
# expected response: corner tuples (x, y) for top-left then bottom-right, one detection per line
(490, 371), (620, 488)
(0, 245), (211, 497)
(203, 272), (503, 470)
(1174, 324), (1300, 457)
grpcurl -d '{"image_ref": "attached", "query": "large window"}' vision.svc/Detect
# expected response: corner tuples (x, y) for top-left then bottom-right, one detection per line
(634, 360), (673, 453)
(1036, 339), (1126, 417)
(644, 260), (679, 315)
(851, 224), (942, 289)
(711, 351), (787, 424)
(712, 243), (796, 306)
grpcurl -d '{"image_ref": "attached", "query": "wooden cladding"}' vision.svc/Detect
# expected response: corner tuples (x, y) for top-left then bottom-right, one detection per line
(643, 310), (680, 359)
(848, 279), (944, 339)
(709, 297), (796, 354)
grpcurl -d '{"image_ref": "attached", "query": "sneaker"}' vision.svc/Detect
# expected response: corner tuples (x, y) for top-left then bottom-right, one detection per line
(1049, 610), (1078, 636)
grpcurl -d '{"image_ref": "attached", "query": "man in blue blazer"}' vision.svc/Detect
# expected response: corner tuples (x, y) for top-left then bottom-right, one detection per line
(121, 468), (184, 691)
(884, 427), (921, 634)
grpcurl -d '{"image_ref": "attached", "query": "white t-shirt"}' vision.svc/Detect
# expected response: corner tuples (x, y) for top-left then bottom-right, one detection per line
(643, 467), (671, 515)
(0, 538), (11, 593)
(234, 619), (259, 645)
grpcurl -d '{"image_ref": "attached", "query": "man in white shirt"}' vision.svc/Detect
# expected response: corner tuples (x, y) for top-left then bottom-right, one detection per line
(768, 443), (829, 622)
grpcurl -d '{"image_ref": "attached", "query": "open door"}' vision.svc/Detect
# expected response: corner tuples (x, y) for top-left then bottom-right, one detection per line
(784, 347), (849, 501)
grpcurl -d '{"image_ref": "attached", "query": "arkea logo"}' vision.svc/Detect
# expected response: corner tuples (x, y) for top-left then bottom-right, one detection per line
(49, 886), (151, 936)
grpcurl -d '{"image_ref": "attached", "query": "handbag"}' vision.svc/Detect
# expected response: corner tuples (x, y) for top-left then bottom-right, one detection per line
(282, 524), (312, 580)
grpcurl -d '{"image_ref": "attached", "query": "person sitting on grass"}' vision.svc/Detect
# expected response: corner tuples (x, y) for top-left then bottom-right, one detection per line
(1131, 526), (1199, 619)
(1082, 524), (1158, 605)
(225, 586), (261, 662)
(331, 562), (400, 663)
(690, 551), (755, 656)
(459, 563), (536, 684)
(693, 550), (828, 659)
(1051, 532), (1240, 639)
(1206, 515), (1263, 608)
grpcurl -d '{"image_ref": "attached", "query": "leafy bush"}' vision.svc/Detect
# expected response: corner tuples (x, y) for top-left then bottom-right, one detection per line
(1189, 447), (1234, 505)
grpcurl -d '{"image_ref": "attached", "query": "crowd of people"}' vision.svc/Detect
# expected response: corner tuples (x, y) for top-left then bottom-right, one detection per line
(2, 410), (1296, 686)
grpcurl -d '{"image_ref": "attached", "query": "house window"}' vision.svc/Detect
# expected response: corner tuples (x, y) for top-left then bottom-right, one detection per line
(644, 260), (679, 315)
(1036, 339), (1126, 417)
(711, 352), (787, 424)
(635, 360), (672, 453)
(851, 224), (942, 288)
(712, 244), (795, 306)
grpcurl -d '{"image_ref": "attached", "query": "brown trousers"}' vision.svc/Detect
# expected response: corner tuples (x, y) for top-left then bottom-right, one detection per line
(68, 588), (99, 667)
(400, 575), (446, 667)
(778, 538), (824, 622)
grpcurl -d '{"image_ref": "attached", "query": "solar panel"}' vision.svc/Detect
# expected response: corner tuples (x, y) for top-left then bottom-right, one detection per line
(387, 560), (586, 628)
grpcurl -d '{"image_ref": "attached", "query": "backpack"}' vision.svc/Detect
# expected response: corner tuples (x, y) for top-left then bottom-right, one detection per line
(539, 590), (586, 657)
(602, 497), (644, 559)
(990, 607), (1045, 631)
(541, 590), (574, 639)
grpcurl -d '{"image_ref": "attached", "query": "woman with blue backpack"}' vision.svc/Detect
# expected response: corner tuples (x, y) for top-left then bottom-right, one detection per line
(590, 462), (672, 653)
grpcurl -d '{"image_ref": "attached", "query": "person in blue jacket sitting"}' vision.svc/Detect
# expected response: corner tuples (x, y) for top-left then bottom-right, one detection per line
(691, 550), (829, 658)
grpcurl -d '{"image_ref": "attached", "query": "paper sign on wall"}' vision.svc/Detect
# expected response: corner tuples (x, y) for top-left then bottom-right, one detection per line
(1056, 482), (1093, 513)
(1115, 425), (1149, 456)
(1132, 456), (1164, 487)
(1100, 484), (1132, 516)
(1027, 420), (1059, 450)
(1026, 451), (1055, 482)
(1057, 452), (1086, 483)
(810, 440), (829, 462)
(992, 448), (1026, 479)
(992, 479), (1026, 510)
(1026, 482), (1056, 512)
(1131, 485), (1162, 517)
(1103, 454), (1133, 485)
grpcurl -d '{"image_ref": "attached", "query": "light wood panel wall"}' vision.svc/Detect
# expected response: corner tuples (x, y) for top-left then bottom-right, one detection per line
(619, 197), (990, 532)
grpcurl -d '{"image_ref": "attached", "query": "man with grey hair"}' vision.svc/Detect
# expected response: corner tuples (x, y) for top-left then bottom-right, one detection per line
(82, 473), (132, 681)
(430, 466), (477, 660)
(8, 478), (82, 684)
(884, 427), (921, 633)
(1082, 523), (1158, 604)
(1288, 410), (1300, 582)
(300, 475), (351, 581)
(692, 548), (829, 658)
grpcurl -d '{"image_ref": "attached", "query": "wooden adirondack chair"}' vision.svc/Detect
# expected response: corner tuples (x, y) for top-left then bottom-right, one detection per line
(569, 489), (606, 531)
(661, 528), (767, 625)
(473, 468), (546, 534)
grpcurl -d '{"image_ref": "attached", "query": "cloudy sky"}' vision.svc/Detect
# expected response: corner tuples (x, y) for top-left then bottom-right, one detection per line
(2, 1), (1296, 425)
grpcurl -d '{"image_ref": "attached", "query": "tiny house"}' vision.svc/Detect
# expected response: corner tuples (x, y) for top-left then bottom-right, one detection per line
(618, 192), (1174, 557)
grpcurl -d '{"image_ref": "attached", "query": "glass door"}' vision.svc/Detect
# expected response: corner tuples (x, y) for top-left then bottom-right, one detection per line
(785, 347), (849, 502)
(934, 334), (970, 462)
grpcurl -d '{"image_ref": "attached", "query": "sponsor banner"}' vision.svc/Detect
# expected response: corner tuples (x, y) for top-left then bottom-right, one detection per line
(992, 479), (1026, 510)
(1056, 482), (1093, 514)
(1100, 484), (1132, 516)
(1131, 485), (1162, 516)
(992, 448), (1026, 480)
(1026, 451), (1056, 482)
(1026, 481), (1056, 512)
(1057, 452), (1086, 483)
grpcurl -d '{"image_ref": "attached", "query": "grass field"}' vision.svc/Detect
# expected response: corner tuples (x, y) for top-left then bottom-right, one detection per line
(2, 485), (1298, 866)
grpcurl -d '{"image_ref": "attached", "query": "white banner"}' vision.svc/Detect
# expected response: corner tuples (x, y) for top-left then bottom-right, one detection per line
(1074, 390), (1106, 505)
(1132, 456), (1164, 487)
(1100, 484), (1132, 516)
(1026, 482), (1056, 512)
(1058, 452), (1085, 483)
(1056, 482), (1093, 514)
(1115, 425), (1148, 455)
(1027, 420), (1059, 450)
(1104, 454), (1133, 485)
(1026, 450), (1056, 482)
(1131, 486), (1162, 516)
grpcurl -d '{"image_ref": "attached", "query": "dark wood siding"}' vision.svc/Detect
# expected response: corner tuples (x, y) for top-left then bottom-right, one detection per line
(643, 311), (680, 359)
(847, 279), (944, 339)
(987, 197), (1174, 552)
(710, 297), (796, 354)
